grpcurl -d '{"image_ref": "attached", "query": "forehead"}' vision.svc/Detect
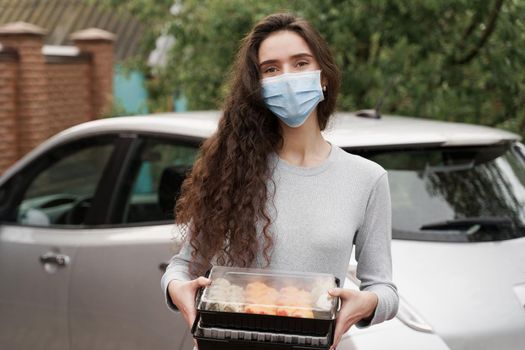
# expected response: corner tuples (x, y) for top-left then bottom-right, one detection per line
(258, 30), (312, 63)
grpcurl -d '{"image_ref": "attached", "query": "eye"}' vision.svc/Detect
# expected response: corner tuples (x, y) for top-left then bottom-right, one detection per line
(262, 66), (279, 75)
(296, 61), (309, 68)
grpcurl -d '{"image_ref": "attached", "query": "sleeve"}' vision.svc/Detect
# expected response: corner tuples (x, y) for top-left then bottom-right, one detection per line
(353, 171), (399, 328)
(160, 236), (198, 313)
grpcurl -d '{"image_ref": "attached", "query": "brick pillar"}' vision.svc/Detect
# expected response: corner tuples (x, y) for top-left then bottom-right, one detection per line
(0, 21), (49, 158)
(71, 28), (115, 119)
(0, 46), (19, 174)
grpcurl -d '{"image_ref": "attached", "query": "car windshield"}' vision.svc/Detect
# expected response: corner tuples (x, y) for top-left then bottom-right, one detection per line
(352, 142), (525, 242)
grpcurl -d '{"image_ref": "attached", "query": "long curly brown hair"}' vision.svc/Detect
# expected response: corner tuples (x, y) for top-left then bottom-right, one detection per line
(175, 13), (341, 277)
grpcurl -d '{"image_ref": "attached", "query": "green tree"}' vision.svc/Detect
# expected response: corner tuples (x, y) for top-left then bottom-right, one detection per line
(104, 0), (525, 136)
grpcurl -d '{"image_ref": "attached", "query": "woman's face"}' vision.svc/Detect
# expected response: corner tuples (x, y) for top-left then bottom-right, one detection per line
(258, 30), (321, 79)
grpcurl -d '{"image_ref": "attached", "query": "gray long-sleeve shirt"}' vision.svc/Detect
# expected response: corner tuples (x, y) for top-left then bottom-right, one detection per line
(160, 142), (399, 327)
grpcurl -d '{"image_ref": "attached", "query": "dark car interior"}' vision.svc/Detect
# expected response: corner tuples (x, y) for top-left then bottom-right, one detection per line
(123, 165), (191, 223)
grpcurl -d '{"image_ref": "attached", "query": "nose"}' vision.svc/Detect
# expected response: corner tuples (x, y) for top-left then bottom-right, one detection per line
(282, 63), (294, 74)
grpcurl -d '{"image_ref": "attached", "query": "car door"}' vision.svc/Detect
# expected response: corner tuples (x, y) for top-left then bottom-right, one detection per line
(0, 135), (121, 350)
(68, 134), (200, 350)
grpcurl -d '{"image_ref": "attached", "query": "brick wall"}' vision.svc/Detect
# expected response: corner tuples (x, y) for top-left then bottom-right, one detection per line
(73, 40), (114, 119)
(46, 57), (93, 138)
(0, 48), (19, 171)
(0, 32), (50, 159)
(0, 22), (114, 175)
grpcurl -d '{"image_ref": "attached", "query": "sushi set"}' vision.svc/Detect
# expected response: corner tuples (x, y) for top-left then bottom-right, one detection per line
(191, 266), (340, 349)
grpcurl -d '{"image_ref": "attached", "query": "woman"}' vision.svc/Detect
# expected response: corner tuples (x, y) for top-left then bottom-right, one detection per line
(161, 12), (399, 349)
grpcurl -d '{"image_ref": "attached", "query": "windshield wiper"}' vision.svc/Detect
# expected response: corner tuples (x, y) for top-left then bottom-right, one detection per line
(394, 216), (522, 242)
(419, 216), (514, 233)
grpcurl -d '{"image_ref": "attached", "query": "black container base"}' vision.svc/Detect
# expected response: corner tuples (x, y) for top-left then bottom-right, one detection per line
(195, 337), (331, 350)
(193, 318), (333, 350)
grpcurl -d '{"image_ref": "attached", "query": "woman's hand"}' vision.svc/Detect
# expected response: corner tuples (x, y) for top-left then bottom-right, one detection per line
(327, 288), (378, 350)
(167, 276), (212, 328)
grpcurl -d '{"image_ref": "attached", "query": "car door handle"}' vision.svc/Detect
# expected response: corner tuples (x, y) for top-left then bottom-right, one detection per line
(39, 252), (70, 267)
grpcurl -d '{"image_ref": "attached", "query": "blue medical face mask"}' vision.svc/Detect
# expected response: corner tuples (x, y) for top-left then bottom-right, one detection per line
(261, 70), (325, 128)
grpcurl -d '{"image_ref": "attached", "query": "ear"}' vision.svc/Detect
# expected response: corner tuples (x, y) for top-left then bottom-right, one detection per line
(321, 74), (328, 91)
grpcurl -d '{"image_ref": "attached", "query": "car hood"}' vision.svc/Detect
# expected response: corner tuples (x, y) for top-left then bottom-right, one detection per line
(391, 236), (525, 350)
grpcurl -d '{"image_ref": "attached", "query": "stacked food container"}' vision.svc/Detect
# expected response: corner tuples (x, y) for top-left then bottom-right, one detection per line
(192, 266), (340, 349)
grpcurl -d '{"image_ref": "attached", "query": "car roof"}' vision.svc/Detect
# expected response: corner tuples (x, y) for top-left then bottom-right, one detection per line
(55, 110), (521, 148)
(1, 111), (521, 184)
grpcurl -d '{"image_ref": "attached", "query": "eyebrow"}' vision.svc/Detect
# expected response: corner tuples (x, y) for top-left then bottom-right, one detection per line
(259, 53), (314, 67)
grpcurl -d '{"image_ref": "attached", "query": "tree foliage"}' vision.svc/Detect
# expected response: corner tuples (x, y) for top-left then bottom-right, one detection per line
(105, 0), (525, 136)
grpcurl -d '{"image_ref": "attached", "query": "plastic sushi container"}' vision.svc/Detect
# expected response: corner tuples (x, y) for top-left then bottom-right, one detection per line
(192, 266), (340, 349)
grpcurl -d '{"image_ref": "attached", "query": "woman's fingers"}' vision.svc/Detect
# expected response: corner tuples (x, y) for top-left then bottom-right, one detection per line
(193, 276), (212, 288)
(330, 314), (345, 349)
(328, 287), (354, 299)
(329, 289), (363, 350)
(330, 316), (359, 350)
(187, 304), (197, 327)
(184, 277), (210, 328)
(168, 277), (211, 329)
(329, 332), (341, 349)
(329, 287), (348, 349)
(189, 278), (210, 350)
(328, 287), (343, 297)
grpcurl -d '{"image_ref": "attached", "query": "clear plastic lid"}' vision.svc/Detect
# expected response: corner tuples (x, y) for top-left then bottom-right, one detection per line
(197, 266), (338, 320)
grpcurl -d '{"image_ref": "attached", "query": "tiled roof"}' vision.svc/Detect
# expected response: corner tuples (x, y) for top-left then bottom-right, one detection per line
(0, 0), (144, 61)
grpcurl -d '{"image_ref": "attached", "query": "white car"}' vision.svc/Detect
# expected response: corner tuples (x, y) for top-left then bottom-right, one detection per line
(1, 110), (523, 350)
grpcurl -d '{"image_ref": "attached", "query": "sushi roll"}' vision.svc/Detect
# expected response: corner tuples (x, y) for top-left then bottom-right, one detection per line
(244, 281), (279, 315)
(275, 286), (314, 318)
(205, 278), (245, 312)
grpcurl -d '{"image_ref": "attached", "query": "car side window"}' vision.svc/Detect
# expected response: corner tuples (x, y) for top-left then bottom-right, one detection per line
(120, 138), (198, 224)
(15, 138), (115, 227)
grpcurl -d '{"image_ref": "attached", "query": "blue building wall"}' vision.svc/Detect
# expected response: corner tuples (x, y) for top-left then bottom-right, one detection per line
(113, 63), (189, 114)
(113, 63), (149, 114)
